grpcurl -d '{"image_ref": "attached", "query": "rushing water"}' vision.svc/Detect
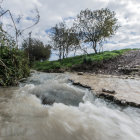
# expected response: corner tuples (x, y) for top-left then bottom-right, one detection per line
(0, 72), (140, 140)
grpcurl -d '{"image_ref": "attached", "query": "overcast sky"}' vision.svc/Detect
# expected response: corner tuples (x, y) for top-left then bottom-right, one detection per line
(1, 0), (140, 60)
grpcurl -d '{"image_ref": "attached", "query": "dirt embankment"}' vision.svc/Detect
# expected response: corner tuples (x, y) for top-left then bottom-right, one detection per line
(71, 50), (140, 76)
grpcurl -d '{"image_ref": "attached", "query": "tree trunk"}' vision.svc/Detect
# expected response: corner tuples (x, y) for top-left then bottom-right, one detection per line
(92, 41), (97, 54)
(74, 48), (76, 56)
(62, 46), (65, 59)
(59, 47), (62, 60)
(65, 45), (69, 58)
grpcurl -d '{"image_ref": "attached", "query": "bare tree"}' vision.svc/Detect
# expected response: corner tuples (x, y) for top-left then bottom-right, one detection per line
(51, 22), (79, 60)
(0, 2), (40, 48)
(51, 23), (63, 60)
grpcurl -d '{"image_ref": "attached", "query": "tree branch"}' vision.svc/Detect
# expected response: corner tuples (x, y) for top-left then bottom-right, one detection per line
(0, 59), (9, 69)
(0, 10), (18, 46)
(20, 8), (40, 34)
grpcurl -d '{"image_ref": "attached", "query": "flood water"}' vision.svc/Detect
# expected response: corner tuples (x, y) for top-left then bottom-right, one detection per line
(0, 72), (140, 140)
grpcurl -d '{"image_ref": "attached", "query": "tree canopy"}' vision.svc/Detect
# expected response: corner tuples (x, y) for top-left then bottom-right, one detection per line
(22, 38), (51, 62)
(73, 8), (119, 53)
(51, 22), (79, 60)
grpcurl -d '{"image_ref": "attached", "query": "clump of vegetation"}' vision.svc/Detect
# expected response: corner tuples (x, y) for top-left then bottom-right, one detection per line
(0, 1), (41, 86)
(73, 8), (119, 54)
(84, 49), (131, 63)
(51, 22), (79, 60)
(22, 38), (51, 65)
(33, 49), (132, 72)
(50, 8), (119, 59)
(0, 26), (30, 86)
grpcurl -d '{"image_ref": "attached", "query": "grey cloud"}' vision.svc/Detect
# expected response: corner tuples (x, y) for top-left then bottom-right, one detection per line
(1, 0), (140, 59)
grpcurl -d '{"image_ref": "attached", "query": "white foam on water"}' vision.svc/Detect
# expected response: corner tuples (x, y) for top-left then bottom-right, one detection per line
(0, 73), (140, 140)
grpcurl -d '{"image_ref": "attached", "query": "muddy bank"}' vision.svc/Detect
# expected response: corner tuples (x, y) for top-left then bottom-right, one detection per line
(69, 73), (140, 108)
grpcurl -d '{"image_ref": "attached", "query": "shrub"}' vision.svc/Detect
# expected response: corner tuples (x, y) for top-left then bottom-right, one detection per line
(0, 25), (30, 86)
(83, 57), (92, 64)
(0, 46), (30, 86)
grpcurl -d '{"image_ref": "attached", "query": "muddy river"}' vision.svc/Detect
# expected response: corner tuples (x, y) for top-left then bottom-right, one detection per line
(0, 72), (140, 140)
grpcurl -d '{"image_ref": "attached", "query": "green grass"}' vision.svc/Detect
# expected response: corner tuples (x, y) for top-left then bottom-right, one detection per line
(33, 48), (137, 72)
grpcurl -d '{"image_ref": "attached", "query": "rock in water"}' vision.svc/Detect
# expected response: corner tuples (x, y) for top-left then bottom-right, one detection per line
(102, 88), (116, 94)
(77, 72), (84, 75)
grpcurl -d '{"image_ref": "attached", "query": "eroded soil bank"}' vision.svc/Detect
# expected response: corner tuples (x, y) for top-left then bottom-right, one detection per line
(69, 73), (140, 108)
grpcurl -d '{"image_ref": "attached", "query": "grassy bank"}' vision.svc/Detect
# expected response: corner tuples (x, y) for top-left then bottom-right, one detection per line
(33, 49), (136, 72)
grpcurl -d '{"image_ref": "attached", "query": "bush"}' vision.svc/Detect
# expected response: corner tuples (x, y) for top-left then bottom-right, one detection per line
(0, 25), (30, 86)
(83, 57), (92, 64)
(0, 46), (30, 86)
(22, 38), (51, 64)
